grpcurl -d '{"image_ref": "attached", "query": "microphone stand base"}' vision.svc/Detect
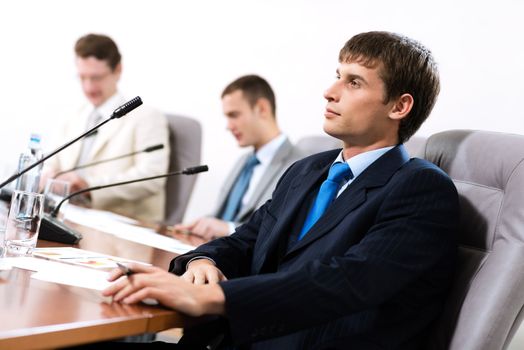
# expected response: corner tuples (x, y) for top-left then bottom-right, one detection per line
(39, 214), (83, 244)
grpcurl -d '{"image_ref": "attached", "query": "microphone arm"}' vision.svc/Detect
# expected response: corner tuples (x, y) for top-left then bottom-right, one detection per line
(50, 165), (209, 217)
(0, 96), (143, 190)
(39, 165), (208, 244)
(53, 143), (164, 178)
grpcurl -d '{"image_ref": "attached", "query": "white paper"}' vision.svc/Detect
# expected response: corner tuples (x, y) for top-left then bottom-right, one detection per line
(62, 206), (196, 254)
(6, 256), (111, 290)
(0, 259), (12, 271)
(31, 266), (111, 291)
(63, 205), (139, 225)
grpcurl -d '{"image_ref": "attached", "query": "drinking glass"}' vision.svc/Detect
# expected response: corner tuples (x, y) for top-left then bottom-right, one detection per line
(4, 190), (44, 257)
(43, 179), (70, 215)
(0, 206), (7, 258)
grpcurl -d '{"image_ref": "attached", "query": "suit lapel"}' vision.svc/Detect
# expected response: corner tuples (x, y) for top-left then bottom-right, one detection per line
(252, 151), (336, 273)
(236, 140), (293, 220)
(285, 145), (410, 256)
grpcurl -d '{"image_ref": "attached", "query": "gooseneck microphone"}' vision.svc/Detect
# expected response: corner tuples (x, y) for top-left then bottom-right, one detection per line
(0, 96), (143, 190)
(111, 96), (143, 119)
(53, 143), (164, 178)
(39, 165), (209, 244)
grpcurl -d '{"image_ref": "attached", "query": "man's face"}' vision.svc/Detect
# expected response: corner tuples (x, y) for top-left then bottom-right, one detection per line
(323, 61), (397, 147)
(76, 56), (120, 107)
(222, 90), (263, 148)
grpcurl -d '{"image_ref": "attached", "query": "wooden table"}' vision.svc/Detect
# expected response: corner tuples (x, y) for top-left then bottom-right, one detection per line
(0, 208), (205, 350)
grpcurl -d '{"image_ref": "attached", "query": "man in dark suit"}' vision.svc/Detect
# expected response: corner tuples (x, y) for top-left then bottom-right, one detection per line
(104, 31), (459, 350)
(173, 75), (305, 241)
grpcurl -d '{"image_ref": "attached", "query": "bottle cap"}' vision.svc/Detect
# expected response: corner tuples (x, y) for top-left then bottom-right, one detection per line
(30, 133), (41, 144)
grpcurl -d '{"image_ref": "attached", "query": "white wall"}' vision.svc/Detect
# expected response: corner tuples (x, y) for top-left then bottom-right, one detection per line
(0, 0), (523, 221)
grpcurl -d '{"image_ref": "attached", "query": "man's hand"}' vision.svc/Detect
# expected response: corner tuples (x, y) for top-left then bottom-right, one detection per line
(102, 263), (226, 317)
(55, 171), (90, 194)
(173, 217), (230, 241)
(182, 258), (227, 285)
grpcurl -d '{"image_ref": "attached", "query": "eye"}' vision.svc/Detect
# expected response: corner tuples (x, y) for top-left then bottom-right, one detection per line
(335, 74), (341, 80)
(349, 79), (360, 88)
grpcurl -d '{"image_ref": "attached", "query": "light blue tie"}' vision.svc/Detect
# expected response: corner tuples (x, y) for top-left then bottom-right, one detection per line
(221, 154), (260, 221)
(298, 162), (353, 240)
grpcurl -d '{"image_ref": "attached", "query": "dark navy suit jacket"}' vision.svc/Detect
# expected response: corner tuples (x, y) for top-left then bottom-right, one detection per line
(171, 145), (459, 350)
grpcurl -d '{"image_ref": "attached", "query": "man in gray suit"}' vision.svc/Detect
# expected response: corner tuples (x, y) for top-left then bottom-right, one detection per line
(174, 75), (305, 241)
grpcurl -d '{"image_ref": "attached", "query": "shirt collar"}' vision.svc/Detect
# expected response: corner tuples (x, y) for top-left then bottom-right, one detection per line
(93, 92), (125, 119)
(334, 145), (395, 179)
(254, 134), (287, 165)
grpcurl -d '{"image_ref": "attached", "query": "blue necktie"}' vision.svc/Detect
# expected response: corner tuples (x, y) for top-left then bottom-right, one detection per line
(298, 162), (353, 240)
(221, 154), (260, 221)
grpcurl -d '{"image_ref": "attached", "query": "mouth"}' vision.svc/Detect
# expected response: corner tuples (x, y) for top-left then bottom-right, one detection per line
(324, 107), (340, 118)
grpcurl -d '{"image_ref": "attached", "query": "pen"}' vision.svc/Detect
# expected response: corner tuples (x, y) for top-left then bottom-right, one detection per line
(116, 262), (134, 276)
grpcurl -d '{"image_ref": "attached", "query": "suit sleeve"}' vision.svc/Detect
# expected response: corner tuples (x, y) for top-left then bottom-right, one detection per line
(218, 167), (459, 344)
(170, 163), (298, 277)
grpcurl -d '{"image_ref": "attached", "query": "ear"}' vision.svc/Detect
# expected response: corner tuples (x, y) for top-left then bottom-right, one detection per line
(114, 63), (123, 79)
(254, 98), (272, 119)
(388, 93), (413, 121)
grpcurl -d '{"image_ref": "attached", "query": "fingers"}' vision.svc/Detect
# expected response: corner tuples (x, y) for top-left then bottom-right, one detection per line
(106, 271), (152, 302)
(182, 264), (227, 285)
(121, 286), (154, 304)
(107, 268), (125, 282)
(181, 270), (195, 283)
(102, 275), (128, 297)
(125, 262), (156, 273)
(103, 264), (157, 297)
(206, 272), (221, 284)
(193, 271), (207, 285)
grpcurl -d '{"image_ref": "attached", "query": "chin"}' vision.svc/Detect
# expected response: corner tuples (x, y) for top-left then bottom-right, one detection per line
(323, 123), (337, 138)
(86, 94), (103, 106)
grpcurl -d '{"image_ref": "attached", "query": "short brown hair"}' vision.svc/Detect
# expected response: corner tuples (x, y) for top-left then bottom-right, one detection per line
(339, 31), (440, 143)
(221, 75), (276, 117)
(75, 34), (121, 71)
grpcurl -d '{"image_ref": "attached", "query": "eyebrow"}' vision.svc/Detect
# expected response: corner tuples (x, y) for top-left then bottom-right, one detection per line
(336, 69), (368, 85)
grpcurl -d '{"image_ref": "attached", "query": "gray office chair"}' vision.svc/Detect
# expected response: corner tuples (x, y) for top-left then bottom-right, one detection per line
(296, 135), (342, 156)
(296, 134), (426, 157)
(164, 114), (202, 225)
(420, 130), (524, 350)
(403, 135), (426, 156)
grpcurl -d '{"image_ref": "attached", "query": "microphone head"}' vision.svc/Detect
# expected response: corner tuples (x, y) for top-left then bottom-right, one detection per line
(144, 144), (164, 152)
(111, 96), (143, 119)
(182, 165), (209, 175)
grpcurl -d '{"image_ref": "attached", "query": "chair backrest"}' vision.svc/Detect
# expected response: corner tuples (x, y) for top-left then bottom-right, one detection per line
(404, 135), (427, 156)
(421, 130), (524, 350)
(295, 135), (342, 156)
(164, 114), (202, 225)
(295, 134), (426, 157)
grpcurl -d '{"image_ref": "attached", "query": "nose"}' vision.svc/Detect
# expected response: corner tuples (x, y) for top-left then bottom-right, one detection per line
(226, 118), (234, 131)
(82, 80), (97, 94)
(323, 81), (340, 102)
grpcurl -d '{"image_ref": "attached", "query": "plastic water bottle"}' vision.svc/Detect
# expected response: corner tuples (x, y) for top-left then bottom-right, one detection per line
(15, 133), (44, 193)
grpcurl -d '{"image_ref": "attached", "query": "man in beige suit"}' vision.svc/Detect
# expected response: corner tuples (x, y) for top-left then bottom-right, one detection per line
(174, 75), (305, 240)
(43, 34), (169, 221)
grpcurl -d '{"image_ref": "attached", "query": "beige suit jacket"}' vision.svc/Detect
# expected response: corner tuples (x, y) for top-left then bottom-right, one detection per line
(45, 94), (170, 221)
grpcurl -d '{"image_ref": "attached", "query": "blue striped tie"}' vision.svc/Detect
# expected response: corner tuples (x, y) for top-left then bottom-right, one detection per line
(298, 162), (353, 240)
(220, 155), (260, 221)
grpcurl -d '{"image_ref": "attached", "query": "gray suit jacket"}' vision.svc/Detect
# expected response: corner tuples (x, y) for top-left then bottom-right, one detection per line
(213, 138), (305, 225)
